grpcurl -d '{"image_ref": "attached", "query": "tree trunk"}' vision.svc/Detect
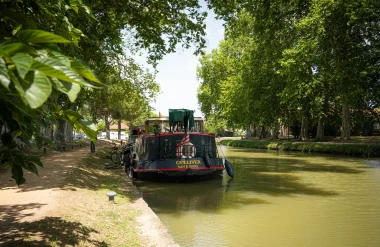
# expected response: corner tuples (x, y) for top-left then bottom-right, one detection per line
(316, 118), (325, 141)
(259, 126), (266, 139)
(41, 120), (53, 139)
(272, 121), (279, 140)
(316, 85), (330, 141)
(105, 112), (111, 140)
(55, 120), (66, 145)
(50, 122), (54, 140)
(252, 122), (257, 137)
(340, 102), (351, 140)
(300, 117), (309, 140)
(118, 120), (121, 139)
(246, 125), (252, 137)
(129, 118), (133, 129)
(65, 122), (73, 142)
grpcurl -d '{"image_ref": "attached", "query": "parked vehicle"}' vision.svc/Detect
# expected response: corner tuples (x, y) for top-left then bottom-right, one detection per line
(75, 134), (84, 139)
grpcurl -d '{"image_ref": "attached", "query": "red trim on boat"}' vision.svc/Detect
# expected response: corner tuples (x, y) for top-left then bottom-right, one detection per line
(133, 166), (225, 172)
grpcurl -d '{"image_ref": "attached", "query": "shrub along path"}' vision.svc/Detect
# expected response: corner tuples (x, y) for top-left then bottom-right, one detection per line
(0, 140), (178, 247)
(220, 136), (380, 158)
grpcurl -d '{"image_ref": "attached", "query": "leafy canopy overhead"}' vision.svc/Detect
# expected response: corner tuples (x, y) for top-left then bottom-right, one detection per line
(0, 0), (212, 185)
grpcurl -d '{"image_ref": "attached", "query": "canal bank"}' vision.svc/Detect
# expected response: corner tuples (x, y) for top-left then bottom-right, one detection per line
(0, 141), (179, 247)
(220, 138), (380, 158)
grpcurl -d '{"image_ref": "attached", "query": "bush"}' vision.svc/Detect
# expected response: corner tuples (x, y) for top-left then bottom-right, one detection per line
(220, 140), (380, 158)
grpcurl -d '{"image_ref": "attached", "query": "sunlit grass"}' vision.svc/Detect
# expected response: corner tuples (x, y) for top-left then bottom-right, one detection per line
(57, 148), (142, 246)
(1, 141), (145, 246)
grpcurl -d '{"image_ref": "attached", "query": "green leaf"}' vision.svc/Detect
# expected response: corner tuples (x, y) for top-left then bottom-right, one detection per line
(70, 59), (100, 83)
(74, 119), (97, 142)
(72, 27), (84, 36)
(36, 43), (60, 51)
(0, 43), (37, 56)
(18, 30), (71, 44)
(62, 82), (80, 102)
(11, 164), (25, 185)
(23, 162), (39, 176)
(12, 24), (22, 36)
(31, 58), (84, 84)
(0, 8), (38, 29)
(50, 51), (70, 67)
(25, 71), (52, 108)
(62, 17), (73, 33)
(11, 53), (33, 79)
(1, 161), (11, 169)
(78, 3), (95, 19)
(51, 78), (81, 102)
(22, 156), (43, 176)
(6, 92), (36, 117)
(8, 70), (26, 98)
(64, 110), (82, 122)
(0, 58), (11, 89)
(26, 155), (44, 168)
(35, 136), (54, 148)
(32, 57), (100, 88)
(70, 3), (79, 14)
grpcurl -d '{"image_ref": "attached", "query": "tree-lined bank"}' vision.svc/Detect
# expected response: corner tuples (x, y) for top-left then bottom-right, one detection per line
(220, 139), (380, 158)
(198, 0), (380, 141)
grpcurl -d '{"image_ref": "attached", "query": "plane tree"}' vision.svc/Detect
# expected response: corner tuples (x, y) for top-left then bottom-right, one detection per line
(197, 37), (251, 132)
(279, 0), (380, 140)
(203, 0), (380, 140)
(0, 0), (210, 185)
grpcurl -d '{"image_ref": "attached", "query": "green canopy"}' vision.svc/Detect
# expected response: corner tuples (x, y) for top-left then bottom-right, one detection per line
(169, 109), (194, 130)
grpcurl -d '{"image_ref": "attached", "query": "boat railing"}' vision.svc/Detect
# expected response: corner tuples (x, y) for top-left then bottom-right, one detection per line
(146, 144), (220, 159)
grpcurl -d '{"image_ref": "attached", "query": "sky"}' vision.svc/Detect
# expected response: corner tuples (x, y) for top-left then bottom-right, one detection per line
(133, 9), (224, 118)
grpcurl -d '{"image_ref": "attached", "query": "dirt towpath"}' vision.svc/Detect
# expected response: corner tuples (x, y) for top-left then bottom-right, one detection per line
(0, 141), (179, 246)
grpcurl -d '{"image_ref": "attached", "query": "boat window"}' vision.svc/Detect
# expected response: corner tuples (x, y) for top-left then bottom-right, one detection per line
(143, 114), (204, 134)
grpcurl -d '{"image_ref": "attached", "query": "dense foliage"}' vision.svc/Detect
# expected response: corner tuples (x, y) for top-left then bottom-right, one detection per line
(199, 0), (380, 140)
(220, 139), (380, 158)
(0, 0), (210, 185)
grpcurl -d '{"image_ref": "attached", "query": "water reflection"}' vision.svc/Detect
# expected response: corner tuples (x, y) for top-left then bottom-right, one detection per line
(363, 160), (380, 168)
(229, 156), (363, 196)
(134, 177), (270, 214)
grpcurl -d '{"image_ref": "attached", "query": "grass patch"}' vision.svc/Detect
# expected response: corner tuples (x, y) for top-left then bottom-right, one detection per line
(0, 147), (144, 247)
(220, 139), (380, 158)
(28, 139), (91, 157)
(58, 149), (142, 246)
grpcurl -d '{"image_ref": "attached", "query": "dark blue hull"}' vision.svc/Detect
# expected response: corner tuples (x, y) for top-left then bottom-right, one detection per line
(133, 168), (224, 182)
(127, 132), (225, 182)
(131, 157), (225, 182)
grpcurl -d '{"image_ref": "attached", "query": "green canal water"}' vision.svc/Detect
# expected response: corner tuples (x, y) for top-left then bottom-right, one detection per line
(133, 146), (380, 247)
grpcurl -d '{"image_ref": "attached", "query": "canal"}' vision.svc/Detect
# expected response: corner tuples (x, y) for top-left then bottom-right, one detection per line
(133, 146), (380, 247)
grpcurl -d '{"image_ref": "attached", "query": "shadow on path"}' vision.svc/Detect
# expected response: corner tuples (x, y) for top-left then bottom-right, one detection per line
(0, 204), (108, 247)
(0, 140), (113, 193)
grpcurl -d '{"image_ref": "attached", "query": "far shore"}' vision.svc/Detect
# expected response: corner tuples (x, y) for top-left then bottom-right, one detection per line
(219, 136), (380, 158)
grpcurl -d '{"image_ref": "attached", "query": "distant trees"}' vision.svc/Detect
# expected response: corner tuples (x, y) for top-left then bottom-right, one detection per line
(198, 0), (380, 140)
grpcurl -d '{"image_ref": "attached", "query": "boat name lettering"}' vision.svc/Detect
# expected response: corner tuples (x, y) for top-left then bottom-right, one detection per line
(177, 165), (199, 168)
(176, 160), (201, 165)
